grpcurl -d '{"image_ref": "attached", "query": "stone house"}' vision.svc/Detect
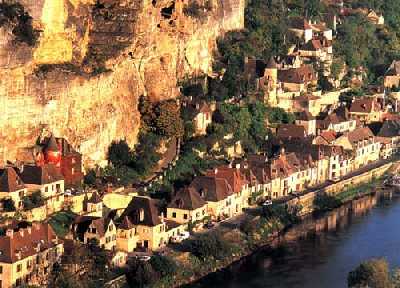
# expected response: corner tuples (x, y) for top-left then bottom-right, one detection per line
(116, 216), (139, 253)
(184, 101), (214, 136)
(0, 167), (27, 211)
(295, 111), (317, 136)
(189, 174), (238, 220)
(384, 60), (400, 89)
(19, 164), (65, 214)
(334, 127), (381, 169)
(317, 108), (357, 134)
(276, 124), (307, 141)
(167, 186), (208, 224)
(0, 223), (63, 288)
(375, 120), (400, 159)
(119, 196), (169, 251)
(349, 97), (383, 124)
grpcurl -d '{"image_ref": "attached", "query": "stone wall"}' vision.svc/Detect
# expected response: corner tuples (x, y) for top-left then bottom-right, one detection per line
(0, 0), (245, 167)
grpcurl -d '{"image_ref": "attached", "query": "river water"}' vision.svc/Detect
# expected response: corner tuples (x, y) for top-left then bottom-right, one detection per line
(187, 192), (400, 288)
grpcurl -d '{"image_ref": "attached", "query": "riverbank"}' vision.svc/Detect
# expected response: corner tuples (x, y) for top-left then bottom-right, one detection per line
(114, 159), (396, 288)
(145, 166), (394, 288)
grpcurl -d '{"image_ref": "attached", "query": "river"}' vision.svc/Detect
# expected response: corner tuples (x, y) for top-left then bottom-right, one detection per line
(186, 192), (400, 288)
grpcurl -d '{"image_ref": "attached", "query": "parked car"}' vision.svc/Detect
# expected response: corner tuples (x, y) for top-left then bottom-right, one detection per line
(138, 255), (151, 262)
(203, 221), (215, 229)
(262, 199), (273, 206)
(170, 232), (190, 243)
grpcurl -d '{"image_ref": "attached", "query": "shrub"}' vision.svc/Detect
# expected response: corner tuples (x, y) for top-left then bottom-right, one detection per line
(2, 199), (16, 212)
(83, 169), (97, 186)
(347, 258), (392, 288)
(149, 254), (177, 278)
(314, 194), (341, 211)
(183, 231), (233, 261)
(125, 258), (156, 288)
(23, 191), (44, 210)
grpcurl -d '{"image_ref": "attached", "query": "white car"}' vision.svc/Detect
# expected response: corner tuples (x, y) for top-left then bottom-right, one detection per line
(262, 200), (273, 206)
(138, 255), (151, 262)
(170, 232), (190, 243)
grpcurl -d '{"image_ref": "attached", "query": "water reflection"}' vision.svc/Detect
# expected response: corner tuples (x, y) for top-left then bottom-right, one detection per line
(187, 192), (400, 288)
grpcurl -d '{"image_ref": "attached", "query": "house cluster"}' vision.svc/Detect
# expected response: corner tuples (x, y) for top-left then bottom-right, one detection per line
(244, 16), (341, 113)
(0, 131), (84, 287)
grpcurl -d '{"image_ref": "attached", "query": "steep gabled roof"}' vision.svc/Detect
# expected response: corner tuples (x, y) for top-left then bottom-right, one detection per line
(346, 127), (375, 144)
(168, 186), (206, 210)
(88, 191), (102, 204)
(206, 166), (247, 194)
(350, 98), (380, 114)
(277, 124), (307, 140)
(119, 216), (134, 230)
(43, 135), (60, 153)
(120, 196), (161, 227)
(377, 120), (400, 138)
(19, 164), (63, 185)
(0, 223), (60, 263)
(190, 176), (233, 202)
(0, 167), (25, 192)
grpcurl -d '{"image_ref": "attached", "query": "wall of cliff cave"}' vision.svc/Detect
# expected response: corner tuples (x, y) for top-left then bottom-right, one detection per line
(0, 0), (244, 167)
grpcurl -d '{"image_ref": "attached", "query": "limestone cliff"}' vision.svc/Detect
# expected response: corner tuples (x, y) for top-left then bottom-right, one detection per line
(0, 0), (244, 167)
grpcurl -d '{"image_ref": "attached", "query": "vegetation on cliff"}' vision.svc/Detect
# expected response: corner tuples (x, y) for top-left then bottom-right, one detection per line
(0, 2), (40, 46)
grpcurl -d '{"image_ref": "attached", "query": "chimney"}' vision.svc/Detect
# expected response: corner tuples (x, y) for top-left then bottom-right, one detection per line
(6, 229), (13, 238)
(236, 163), (240, 170)
(214, 168), (218, 174)
(161, 212), (165, 223)
(27, 226), (32, 234)
(19, 229), (24, 237)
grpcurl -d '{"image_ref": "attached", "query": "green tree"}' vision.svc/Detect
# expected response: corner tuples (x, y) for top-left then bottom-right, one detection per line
(348, 258), (392, 288)
(125, 258), (156, 288)
(149, 254), (178, 278)
(2, 199), (16, 212)
(154, 100), (184, 139)
(183, 232), (233, 261)
(107, 140), (132, 167)
(84, 169), (97, 186)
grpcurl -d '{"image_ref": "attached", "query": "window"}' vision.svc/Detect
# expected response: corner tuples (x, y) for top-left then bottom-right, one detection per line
(172, 212), (176, 218)
(17, 264), (22, 272)
(56, 184), (61, 191)
(16, 278), (21, 287)
(0, 266), (2, 273)
(139, 209), (145, 222)
(183, 214), (188, 220)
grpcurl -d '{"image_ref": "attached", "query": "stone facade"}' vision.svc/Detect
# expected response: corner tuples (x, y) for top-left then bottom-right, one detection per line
(0, 0), (245, 167)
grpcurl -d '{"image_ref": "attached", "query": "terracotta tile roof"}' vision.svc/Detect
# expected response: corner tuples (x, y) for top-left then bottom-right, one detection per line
(164, 219), (181, 231)
(350, 98), (381, 114)
(346, 127), (375, 144)
(278, 65), (316, 84)
(0, 223), (60, 263)
(277, 124), (307, 140)
(120, 196), (161, 227)
(289, 17), (312, 30)
(190, 176), (233, 202)
(206, 166), (247, 194)
(19, 164), (63, 185)
(266, 56), (278, 69)
(0, 167), (25, 192)
(168, 186), (206, 210)
(300, 39), (322, 51)
(320, 130), (337, 143)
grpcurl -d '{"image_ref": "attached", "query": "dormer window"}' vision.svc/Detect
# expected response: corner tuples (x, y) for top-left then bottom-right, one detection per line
(139, 209), (145, 222)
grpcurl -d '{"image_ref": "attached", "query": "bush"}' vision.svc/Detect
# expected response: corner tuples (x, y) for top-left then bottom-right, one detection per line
(83, 169), (97, 186)
(23, 191), (44, 210)
(2, 199), (16, 212)
(348, 258), (392, 288)
(125, 258), (157, 288)
(183, 231), (233, 261)
(149, 254), (177, 278)
(314, 194), (341, 211)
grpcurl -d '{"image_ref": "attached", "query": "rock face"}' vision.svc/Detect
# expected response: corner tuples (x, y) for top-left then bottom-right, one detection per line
(0, 0), (244, 167)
